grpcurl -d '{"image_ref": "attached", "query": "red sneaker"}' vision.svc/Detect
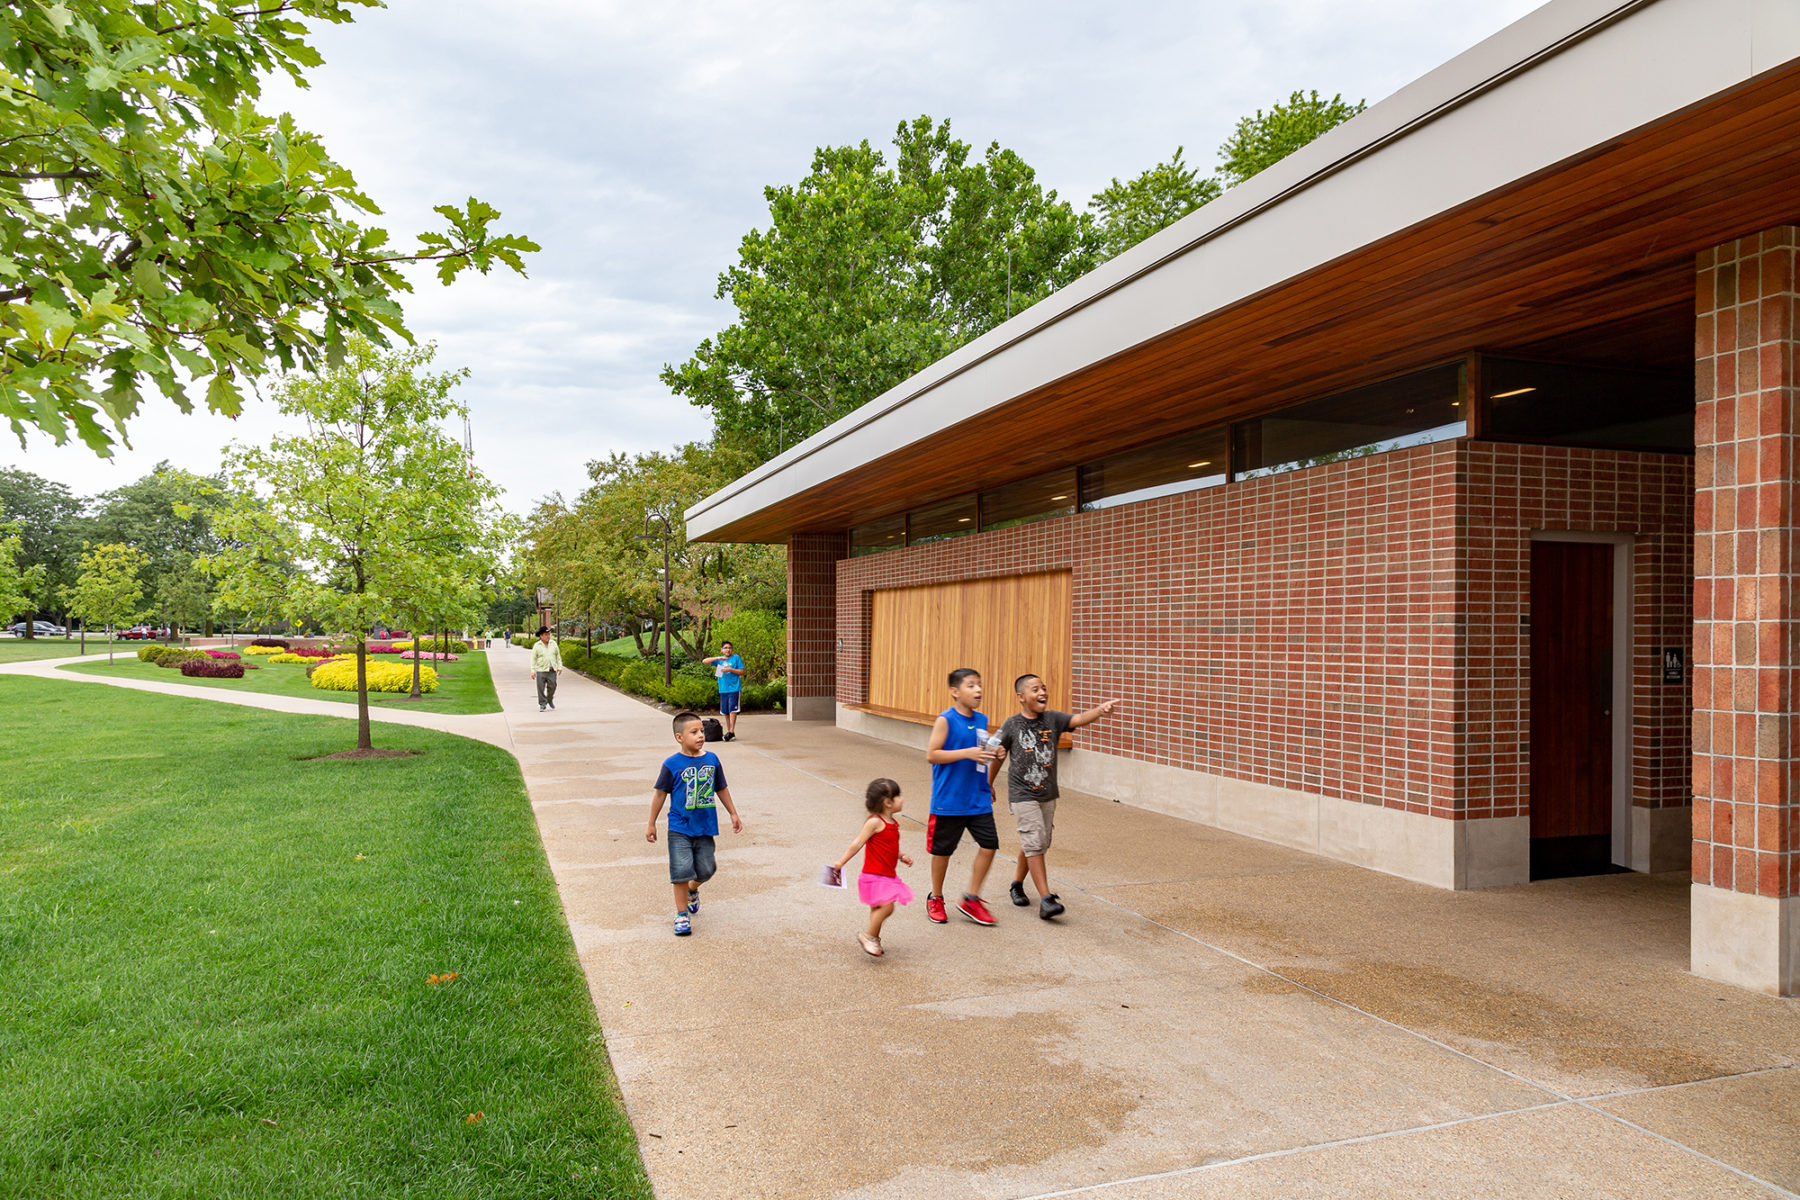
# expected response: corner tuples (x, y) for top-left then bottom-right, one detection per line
(926, 894), (948, 924)
(958, 895), (996, 926)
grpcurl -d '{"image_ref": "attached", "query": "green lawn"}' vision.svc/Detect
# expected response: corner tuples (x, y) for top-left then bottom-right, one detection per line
(589, 634), (642, 658)
(0, 637), (130, 662)
(0, 676), (650, 1199)
(60, 649), (503, 715)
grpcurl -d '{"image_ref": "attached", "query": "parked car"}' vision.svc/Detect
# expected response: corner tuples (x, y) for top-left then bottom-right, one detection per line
(117, 625), (175, 641)
(4, 620), (66, 637)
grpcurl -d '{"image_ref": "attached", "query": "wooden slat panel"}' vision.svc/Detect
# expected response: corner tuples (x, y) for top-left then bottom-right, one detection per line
(868, 572), (1072, 723)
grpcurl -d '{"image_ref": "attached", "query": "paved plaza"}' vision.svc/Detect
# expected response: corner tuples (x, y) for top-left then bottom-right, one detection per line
(10, 644), (1799, 1198)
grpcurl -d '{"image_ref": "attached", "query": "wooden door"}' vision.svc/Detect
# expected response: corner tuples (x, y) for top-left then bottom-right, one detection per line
(1529, 540), (1616, 879)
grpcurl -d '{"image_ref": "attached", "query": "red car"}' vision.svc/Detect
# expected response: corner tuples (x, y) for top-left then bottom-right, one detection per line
(118, 625), (175, 641)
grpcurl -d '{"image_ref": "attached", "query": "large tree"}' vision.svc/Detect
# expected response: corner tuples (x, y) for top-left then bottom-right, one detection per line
(209, 338), (510, 752)
(1218, 90), (1367, 187)
(1089, 147), (1222, 261)
(64, 541), (146, 662)
(0, 1), (537, 457)
(662, 116), (1097, 463)
(0, 467), (83, 633)
(0, 521), (45, 634)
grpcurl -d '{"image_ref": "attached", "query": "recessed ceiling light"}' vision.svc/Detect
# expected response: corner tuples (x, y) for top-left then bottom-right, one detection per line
(1490, 386), (1536, 399)
(957, 517), (971, 522)
(1187, 460), (1212, 468)
(1050, 495), (1067, 501)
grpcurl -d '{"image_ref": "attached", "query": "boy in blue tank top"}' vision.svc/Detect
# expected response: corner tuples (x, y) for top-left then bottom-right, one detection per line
(924, 667), (1001, 927)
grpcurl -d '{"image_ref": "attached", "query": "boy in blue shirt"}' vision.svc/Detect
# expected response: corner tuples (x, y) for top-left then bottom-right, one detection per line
(647, 710), (744, 936)
(701, 641), (746, 741)
(924, 667), (1002, 927)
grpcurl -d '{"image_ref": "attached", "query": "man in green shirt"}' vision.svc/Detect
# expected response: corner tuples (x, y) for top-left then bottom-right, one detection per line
(529, 626), (562, 711)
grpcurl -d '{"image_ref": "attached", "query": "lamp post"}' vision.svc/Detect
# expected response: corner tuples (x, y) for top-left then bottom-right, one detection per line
(637, 512), (673, 686)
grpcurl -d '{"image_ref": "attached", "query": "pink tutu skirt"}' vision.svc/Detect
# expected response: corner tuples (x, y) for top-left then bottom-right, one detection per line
(858, 872), (915, 907)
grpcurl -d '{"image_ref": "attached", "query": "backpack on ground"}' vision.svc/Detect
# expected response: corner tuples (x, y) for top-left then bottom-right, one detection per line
(702, 718), (724, 743)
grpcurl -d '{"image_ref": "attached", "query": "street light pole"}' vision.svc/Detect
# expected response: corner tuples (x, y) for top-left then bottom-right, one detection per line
(637, 513), (673, 686)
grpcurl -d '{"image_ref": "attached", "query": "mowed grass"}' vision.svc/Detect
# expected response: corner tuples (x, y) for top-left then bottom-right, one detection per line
(0, 638), (129, 662)
(0, 677), (650, 1199)
(60, 649), (502, 715)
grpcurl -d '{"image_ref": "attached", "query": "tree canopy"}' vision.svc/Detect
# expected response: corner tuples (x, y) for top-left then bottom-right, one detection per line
(0, 1), (537, 457)
(1218, 89), (1367, 187)
(1088, 147), (1222, 262)
(661, 116), (1097, 462)
(65, 540), (146, 660)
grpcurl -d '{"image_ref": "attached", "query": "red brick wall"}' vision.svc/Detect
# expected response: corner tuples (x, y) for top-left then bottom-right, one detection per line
(788, 532), (842, 704)
(1693, 228), (1799, 899)
(834, 441), (1691, 821)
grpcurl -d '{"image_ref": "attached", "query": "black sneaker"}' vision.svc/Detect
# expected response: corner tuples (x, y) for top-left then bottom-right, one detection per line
(724, 732), (736, 742)
(1009, 881), (1029, 907)
(1039, 894), (1065, 920)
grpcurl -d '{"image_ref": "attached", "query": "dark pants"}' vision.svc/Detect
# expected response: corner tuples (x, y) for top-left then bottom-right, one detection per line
(536, 670), (558, 708)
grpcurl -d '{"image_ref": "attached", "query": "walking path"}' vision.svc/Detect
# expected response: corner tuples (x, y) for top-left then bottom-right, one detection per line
(12, 646), (1800, 1198)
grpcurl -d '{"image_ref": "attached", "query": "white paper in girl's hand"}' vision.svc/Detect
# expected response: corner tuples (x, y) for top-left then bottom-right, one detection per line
(818, 864), (845, 888)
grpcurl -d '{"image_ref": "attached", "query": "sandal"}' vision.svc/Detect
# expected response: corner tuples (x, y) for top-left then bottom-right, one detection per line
(858, 933), (884, 957)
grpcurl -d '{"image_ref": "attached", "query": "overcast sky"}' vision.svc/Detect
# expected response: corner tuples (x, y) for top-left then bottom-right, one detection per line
(8, 0), (1544, 511)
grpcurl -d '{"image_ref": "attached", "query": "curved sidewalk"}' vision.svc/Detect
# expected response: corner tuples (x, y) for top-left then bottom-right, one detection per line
(13, 644), (1799, 1199)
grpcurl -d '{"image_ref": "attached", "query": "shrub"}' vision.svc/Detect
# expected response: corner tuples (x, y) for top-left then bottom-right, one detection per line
(712, 609), (786, 685)
(204, 650), (241, 660)
(241, 644), (284, 656)
(136, 645), (165, 664)
(512, 633), (533, 648)
(394, 637), (470, 654)
(180, 658), (246, 679)
(154, 648), (208, 668)
(247, 638), (289, 649)
(267, 652), (310, 664)
(310, 658), (437, 694)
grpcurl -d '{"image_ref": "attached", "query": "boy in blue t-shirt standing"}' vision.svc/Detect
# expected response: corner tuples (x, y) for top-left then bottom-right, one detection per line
(924, 667), (1002, 927)
(701, 641), (746, 741)
(647, 710), (744, 936)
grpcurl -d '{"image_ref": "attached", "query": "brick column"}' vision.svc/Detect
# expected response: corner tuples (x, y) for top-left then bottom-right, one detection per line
(786, 532), (842, 721)
(1692, 228), (1799, 995)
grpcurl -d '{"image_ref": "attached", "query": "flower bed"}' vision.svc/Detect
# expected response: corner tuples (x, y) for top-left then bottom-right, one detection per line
(310, 658), (438, 694)
(247, 638), (289, 650)
(204, 650), (242, 660)
(399, 650), (459, 661)
(242, 644), (285, 656)
(180, 658), (246, 679)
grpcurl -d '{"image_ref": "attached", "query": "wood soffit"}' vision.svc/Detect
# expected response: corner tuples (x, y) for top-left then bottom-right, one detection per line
(699, 62), (1800, 545)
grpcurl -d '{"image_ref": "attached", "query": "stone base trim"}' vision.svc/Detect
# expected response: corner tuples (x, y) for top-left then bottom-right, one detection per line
(786, 695), (836, 722)
(839, 713), (1534, 889)
(1630, 805), (1693, 874)
(1690, 884), (1799, 996)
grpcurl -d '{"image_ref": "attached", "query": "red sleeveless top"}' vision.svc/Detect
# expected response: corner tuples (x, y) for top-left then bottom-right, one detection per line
(862, 819), (900, 877)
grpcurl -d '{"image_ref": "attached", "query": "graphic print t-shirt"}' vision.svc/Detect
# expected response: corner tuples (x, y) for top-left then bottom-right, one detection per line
(714, 654), (744, 694)
(998, 711), (1073, 803)
(654, 751), (728, 836)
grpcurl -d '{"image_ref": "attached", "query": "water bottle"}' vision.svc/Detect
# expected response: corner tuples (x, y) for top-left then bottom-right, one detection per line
(978, 733), (1002, 776)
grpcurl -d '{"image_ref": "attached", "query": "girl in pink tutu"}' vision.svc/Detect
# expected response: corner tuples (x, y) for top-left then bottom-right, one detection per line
(832, 778), (915, 957)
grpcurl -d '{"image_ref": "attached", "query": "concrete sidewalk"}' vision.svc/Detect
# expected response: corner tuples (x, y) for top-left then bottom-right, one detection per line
(20, 644), (1800, 1197)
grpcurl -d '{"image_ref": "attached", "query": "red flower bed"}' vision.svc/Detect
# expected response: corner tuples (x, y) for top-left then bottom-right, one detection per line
(205, 650), (242, 660)
(180, 658), (246, 679)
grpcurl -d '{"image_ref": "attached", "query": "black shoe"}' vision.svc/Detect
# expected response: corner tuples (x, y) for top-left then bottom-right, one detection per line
(724, 732), (735, 741)
(1009, 881), (1029, 907)
(548, 701), (555, 710)
(1039, 894), (1065, 920)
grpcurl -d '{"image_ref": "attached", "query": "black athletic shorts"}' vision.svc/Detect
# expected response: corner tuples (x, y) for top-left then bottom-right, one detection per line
(928, 812), (999, 857)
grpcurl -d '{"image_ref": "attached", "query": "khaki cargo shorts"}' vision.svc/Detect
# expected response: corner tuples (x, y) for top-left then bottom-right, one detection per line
(1009, 798), (1056, 857)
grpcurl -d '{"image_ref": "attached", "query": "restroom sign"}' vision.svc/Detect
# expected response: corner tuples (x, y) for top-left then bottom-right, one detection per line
(1662, 648), (1684, 683)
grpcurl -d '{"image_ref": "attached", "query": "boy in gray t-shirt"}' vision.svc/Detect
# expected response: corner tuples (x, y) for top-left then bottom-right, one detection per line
(992, 674), (1118, 920)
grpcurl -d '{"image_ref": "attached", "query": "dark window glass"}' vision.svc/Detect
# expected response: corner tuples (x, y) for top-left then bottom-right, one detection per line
(980, 469), (1077, 531)
(906, 494), (978, 545)
(1232, 361), (1467, 478)
(1079, 426), (1228, 511)
(1481, 357), (1692, 452)
(850, 515), (904, 557)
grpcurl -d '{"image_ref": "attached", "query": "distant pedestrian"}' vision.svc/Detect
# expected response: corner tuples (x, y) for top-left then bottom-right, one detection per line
(701, 641), (746, 741)
(830, 778), (915, 957)
(995, 674), (1119, 920)
(529, 626), (562, 711)
(647, 710), (744, 937)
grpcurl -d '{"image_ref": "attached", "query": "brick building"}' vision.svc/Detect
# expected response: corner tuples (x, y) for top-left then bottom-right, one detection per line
(687, 0), (1800, 994)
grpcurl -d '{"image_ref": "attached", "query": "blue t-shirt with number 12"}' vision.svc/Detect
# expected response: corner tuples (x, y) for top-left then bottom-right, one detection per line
(654, 751), (728, 836)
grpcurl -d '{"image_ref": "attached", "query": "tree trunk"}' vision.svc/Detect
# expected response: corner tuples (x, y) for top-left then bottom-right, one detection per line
(409, 638), (422, 699)
(356, 639), (373, 751)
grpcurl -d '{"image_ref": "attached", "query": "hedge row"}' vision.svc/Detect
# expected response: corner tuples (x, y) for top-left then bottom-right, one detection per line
(557, 640), (784, 712)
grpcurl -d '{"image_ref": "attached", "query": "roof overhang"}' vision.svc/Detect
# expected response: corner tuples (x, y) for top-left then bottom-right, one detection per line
(687, 0), (1800, 544)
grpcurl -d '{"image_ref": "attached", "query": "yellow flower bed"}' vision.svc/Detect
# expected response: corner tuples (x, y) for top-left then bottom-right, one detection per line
(267, 652), (315, 664)
(310, 658), (438, 694)
(242, 644), (284, 655)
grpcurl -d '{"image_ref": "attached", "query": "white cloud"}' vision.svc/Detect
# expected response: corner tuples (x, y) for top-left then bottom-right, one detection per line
(6, 0), (1543, 509)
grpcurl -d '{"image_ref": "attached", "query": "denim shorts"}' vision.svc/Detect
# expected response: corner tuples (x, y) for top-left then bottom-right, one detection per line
(718, 690), (740, 715)
(667, 830), (717, 884)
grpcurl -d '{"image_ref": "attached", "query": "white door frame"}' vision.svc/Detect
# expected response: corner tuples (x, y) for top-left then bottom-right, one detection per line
(1530, 530), (1634, 868)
